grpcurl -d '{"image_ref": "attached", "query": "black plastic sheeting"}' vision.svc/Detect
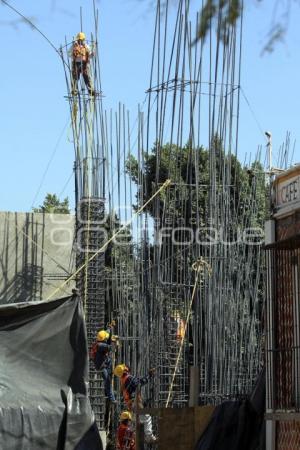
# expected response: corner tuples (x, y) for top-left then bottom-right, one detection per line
(195, 368), (265, 450)
(0, 294), (103, 450)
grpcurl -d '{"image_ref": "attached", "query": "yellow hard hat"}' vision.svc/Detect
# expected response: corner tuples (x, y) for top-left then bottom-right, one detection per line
(97, 330), (109, 342)
(77, 32), (86, 41)
(120, 411), (132, 421)
(114, 363), (127, 377)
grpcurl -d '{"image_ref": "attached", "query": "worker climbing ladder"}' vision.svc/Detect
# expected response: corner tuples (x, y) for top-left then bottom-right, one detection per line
(155, 286), (189, 407)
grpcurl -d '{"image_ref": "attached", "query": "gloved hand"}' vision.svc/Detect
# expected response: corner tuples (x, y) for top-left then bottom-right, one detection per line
(109, 319), (116, 328)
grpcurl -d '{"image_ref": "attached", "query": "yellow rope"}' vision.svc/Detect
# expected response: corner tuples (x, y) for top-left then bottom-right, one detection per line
(165, 257), (212, 407)
(46, 179), (171, 301)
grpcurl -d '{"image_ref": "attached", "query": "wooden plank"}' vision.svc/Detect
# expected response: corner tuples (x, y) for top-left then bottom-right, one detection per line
(151, 406), (215, 450)
(193, 405), (215, 445)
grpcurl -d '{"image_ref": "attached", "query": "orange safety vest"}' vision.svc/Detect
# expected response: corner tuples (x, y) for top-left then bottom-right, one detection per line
(120, 373), (143, 411)
(89, 341), (98, 361)
(121, 373), (132, 408)
(73, 43), (89, 62)
(117, 423), (135, 450)
(176, 318), (186, 342)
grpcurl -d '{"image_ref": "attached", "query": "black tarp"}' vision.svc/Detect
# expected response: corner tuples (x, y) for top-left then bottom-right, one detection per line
(0, 294), (102, 450)
(195, 368), (266, 450)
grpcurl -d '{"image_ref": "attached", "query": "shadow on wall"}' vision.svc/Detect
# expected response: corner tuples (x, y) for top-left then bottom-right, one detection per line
(0, 212), (45, 304)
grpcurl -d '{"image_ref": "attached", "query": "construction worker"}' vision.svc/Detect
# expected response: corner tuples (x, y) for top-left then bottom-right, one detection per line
(114, 364), (157, 444)
(117, 411), (135, 450)
(90, 321), (118, 403)
(172, 309), (186, 342)
(70, 31), (94, 95)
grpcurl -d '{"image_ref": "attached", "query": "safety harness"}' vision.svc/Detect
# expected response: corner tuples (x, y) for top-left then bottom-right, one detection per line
(117, 423), (135, 450)
(73, 43), (89, 62)
(121, 373), (143, 410)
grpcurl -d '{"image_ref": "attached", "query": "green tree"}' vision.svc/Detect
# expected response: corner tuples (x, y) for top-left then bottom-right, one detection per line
(126, 139), (266, 226)
(138, 0), (297, 53)
(126, 139), (266, 282)
(196, 0), (296, 52)
(33, 193), (70, 214)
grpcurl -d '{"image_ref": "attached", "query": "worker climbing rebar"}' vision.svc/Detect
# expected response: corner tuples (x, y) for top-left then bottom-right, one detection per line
(69, 31), (95, 96)
(90, 320), (118, 403)
(114, 363), (157, 444)
(117, 411), (135, 450)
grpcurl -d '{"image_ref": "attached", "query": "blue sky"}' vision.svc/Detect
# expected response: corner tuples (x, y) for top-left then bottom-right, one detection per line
(0, 0), (299, 212)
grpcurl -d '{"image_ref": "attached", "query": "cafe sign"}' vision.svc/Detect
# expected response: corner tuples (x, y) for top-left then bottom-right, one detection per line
(275, 168), (300, 217)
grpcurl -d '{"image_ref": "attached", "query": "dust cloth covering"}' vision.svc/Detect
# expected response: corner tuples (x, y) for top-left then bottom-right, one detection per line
(0, 294), (102, 449)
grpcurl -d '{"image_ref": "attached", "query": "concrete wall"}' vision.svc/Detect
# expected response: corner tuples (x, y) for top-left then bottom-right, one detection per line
(0, 211), (75, 304)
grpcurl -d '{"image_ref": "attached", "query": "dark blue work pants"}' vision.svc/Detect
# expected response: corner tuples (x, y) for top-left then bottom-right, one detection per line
(100, 359), (115, 401)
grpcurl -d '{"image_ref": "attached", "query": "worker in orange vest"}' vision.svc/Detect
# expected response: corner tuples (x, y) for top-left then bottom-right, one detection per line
(172, 309), (186, 342)
(69, 32), (94, 95)
(114, 364), (157, 444)
(117, 411), (135, 450)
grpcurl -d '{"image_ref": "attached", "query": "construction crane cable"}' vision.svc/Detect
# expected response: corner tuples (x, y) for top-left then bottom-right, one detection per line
(1, 0), (69, 68)
(30, 118), (70, 210)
